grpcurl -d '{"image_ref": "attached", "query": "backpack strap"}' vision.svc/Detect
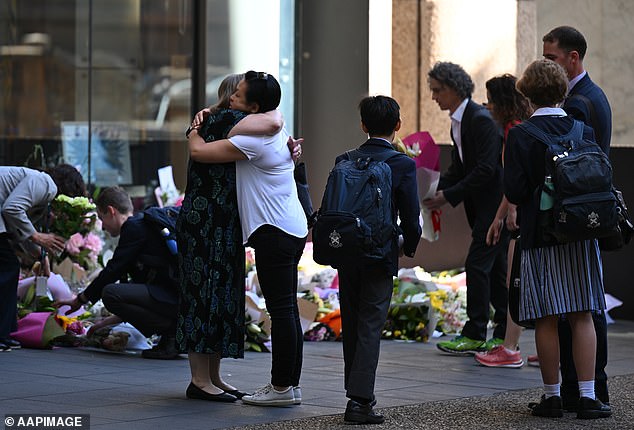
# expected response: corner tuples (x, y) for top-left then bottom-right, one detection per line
(516, 119), (584, 149)
(345, 148), (400, 164)
(568, 93), (602, 146)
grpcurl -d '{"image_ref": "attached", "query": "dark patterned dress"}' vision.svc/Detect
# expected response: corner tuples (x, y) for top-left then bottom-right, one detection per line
(176, 109), (247, 358)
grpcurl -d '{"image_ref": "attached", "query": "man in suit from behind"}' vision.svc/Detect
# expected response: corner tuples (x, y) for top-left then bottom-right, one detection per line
(424, 62), (509, 355)
(543, 26), (612, 156)
(543, 25), (613, 409)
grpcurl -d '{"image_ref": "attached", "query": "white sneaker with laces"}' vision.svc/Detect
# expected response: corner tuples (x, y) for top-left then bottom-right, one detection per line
(293, 386), (302, 405)
(242, 383), (295, 406)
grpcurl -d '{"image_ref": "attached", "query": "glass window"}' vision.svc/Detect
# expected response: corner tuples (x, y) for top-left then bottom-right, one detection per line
(0, 0), (295, 201)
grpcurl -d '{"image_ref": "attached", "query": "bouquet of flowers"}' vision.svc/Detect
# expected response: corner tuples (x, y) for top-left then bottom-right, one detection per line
(402, 131), (442, 242)
(49, 194), (103, 272)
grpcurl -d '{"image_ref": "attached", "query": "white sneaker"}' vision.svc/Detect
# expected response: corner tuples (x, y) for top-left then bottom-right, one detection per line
(242, 383), (295, 406)
(293, 386), (302, 405)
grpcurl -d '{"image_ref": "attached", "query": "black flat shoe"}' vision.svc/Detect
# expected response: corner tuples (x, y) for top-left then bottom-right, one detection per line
(530, 395), (563, 418)
(344, 399), (384, 424)
(577, 397), (612, 419)
(224, 389), (250, 400)
(0, 338), (20, 349)
(186, 383), (237, 402)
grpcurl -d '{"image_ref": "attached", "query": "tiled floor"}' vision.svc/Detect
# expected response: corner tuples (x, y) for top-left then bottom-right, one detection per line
(2, 320), (633, 429)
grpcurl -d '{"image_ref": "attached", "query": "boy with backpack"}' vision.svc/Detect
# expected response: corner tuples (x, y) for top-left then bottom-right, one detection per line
(317, 96), (420, 424)
(55, 187), (181, 359)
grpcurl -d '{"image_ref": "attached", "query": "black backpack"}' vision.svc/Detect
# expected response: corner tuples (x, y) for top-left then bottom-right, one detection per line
(312, 149), (398, 267)
(517, 120), (618, 245)
(139, 206), (180, 283)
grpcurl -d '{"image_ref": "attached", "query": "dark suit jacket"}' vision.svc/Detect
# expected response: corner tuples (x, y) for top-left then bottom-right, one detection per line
(564, 73), (612, 156)
(335, 138), (422, 275)
(439, 99), (504, 240)
(83, 214), (178, 304)
(504, 115), (595, 249)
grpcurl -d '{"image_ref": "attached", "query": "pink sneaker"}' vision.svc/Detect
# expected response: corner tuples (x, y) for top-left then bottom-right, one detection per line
(527, 354), (540, 367)
(474, 345), (524, 368)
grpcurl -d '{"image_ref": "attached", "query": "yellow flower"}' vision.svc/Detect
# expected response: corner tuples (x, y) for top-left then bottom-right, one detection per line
(56, 315), (79, 330)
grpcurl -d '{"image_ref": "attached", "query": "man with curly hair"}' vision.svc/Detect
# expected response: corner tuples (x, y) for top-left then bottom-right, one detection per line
(424, 62), (508, 355)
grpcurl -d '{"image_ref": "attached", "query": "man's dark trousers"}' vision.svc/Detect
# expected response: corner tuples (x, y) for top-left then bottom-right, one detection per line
(559, 311), (609, 404)
(460, 234), (509, 341)
(0, 234), (20, 338)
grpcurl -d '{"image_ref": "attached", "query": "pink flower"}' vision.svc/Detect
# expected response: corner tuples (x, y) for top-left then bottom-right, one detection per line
(67, 320), (85, 335)
(65, 233), (84, 255)
(84, 232), (103, 254)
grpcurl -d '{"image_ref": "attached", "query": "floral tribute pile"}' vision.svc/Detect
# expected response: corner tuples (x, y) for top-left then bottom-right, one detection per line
(244, 242), (469, 352)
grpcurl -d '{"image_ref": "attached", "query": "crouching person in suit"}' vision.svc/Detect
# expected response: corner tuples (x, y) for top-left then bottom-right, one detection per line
(56, 187), (180, 359)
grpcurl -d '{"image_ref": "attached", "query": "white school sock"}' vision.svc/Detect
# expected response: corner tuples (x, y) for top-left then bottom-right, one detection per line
(578, 380), (596, 399)
(544, 383), (560, 399)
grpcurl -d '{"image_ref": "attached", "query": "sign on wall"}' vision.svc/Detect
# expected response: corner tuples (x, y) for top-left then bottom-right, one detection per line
(61, 122), (132, 186)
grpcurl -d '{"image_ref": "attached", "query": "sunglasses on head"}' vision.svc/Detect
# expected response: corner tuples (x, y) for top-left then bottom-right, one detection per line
(245, 71), (269, 81)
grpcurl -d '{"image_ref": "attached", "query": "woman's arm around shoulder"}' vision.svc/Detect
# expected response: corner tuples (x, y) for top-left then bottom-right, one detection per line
(188, 129), (248, 163)
(228, 110), (283, 137)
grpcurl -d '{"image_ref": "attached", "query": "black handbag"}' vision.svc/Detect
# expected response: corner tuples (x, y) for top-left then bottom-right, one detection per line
(508, 238), (535, 329)
(294, 162), (316, 228)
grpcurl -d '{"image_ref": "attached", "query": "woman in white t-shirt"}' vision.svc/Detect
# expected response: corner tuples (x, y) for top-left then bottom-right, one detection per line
(188, 71), (308, 407)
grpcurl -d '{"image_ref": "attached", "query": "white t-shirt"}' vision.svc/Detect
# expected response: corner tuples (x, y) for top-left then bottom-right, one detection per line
(229, 129), (308, 244)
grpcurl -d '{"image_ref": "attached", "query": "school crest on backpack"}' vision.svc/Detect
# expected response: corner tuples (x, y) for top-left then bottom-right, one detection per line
(312, 149), (399, 267)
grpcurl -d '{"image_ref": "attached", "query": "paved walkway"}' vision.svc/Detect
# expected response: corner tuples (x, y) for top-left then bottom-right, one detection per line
(2, 320), (633, 429)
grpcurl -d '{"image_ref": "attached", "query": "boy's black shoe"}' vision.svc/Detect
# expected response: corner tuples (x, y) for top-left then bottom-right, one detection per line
(344, 399), (385, 424)
(577, 397), (612, 419)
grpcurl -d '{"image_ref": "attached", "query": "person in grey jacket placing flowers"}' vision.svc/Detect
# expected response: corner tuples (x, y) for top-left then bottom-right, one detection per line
(0, 164), (85, 351)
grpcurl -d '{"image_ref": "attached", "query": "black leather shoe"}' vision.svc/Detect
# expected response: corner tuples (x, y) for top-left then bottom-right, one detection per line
(0, 338), (20, 349)
(344, 399), (385, 424)
(0, 341), (10, 352)
(186, 383), (237, 402)
(141, 335), (179, 360)
(225, 389), (250, 400)
(530, 395), (563, 418)
(577, 397), (612, 419)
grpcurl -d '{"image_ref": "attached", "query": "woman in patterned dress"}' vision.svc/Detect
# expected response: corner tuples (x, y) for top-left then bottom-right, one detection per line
(177, 74), (283, 402)
(504, 59), (611, 419)
(187, 71), (308, 407)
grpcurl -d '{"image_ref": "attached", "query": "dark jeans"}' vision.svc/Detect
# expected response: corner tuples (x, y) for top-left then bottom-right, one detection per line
(461, 235), (509, 341)
(248, 225), (306, 387)
(338, 263), (393, 402)
(102, 283), (177, 337)
(559, 311), (609, 404)
(0, 234), (20, 338)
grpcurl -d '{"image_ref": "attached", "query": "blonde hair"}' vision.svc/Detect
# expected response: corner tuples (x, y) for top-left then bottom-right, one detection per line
(210, 73), (244, 113)
(516, 59), (568, 108)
